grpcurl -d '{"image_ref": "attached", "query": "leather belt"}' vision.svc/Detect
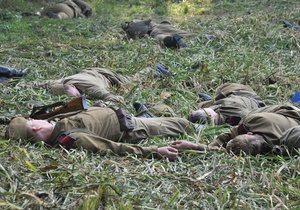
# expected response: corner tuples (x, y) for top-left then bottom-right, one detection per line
(237, 122), (249, 135)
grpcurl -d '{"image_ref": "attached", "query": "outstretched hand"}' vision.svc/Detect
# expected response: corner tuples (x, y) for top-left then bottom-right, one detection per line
(157, 146), (178, 159)
(171, 140), (199, 150)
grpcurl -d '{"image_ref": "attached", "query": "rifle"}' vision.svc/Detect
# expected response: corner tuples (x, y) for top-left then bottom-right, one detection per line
(29, 96), (88, 120)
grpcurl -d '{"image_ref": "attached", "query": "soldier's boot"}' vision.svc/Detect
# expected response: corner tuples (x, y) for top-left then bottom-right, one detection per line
(154, 64), (170, 78)
(133, 101), (154, 118)
(46, 11), (59, 19)
(10, 68), (29, 77)
(0, 65), (29, 77)
(172, 34), (187, 48)
(283, 21), (293, 28)
(163, 36), (177, 48)
(198, 92), (212, 101)
(163, 34), (187, 49)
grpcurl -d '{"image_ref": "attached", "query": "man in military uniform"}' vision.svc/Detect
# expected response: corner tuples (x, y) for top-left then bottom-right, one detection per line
(39, 0), (92, 19)
(30, 68), (128, 104)
(30, 65), (174, 105)
(122, 19), (196, 48)
(172, 104), (300, 156)
(0, 65), (29, 82)
(188, 83), (266, 126)
(5, 106), (193, 159)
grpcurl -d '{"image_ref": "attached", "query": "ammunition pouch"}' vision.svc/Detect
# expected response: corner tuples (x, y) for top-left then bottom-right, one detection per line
(115, 108), (134, 132)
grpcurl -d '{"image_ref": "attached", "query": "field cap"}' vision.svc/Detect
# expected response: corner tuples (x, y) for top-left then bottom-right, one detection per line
(50, 84), (65, 95)
(5, 117), (33, 140)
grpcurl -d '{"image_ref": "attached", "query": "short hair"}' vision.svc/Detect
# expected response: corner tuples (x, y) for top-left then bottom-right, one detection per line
(226, 134), (265, 156)
(188, 109), (211, 124)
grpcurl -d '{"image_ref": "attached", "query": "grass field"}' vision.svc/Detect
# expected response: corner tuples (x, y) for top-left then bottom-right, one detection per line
(1, 0), (300, 209)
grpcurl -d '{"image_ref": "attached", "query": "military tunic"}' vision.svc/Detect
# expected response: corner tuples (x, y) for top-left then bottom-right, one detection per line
(198, 83), (265, 125)
(45, 107), (191, 157)
(32, 68), (128, 103)
(278, 126), (300, 155)
(209, 105), (300, 151)
(40, 0), (92, 19)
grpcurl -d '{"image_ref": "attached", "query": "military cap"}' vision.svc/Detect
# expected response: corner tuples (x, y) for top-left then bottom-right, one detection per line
(50, 84), (66, 95)
(5, 117), (33, 140)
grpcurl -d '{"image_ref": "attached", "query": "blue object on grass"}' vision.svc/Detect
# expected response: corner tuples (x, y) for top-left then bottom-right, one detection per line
(289, 92), (300, 104)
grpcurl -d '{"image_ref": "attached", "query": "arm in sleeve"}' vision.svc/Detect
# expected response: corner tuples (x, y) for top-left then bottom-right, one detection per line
(71, 132), (158, 157)
(209, 126), (239, 148)
(30, 79), (61, 89)
(85, 87), (124, 103)
(278, 126), (300, 156)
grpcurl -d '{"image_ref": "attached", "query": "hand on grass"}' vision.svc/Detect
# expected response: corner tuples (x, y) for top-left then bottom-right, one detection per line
(171, 140), (199, 150)
(157, 146), (178, 159)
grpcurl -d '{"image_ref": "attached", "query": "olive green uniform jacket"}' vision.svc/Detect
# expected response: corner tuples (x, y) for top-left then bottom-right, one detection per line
(209, 105), (300, 153)
(40, 0), (92, 19)
(32, 68), (128, 103)
(45, 107), (191, 157)
(198, 83), (265, 125)
(277, 126), (300, 155)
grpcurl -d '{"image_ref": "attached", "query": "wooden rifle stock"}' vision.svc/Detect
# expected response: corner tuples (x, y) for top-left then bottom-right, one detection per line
(29, 96), (88, 119)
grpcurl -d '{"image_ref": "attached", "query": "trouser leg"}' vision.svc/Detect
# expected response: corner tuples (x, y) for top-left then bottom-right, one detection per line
(41, 4), (74, 19)
(123, 117), (192, 143)
(0, 65), (14, 77)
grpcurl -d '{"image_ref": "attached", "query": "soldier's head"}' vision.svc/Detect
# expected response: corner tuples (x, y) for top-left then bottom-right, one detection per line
(188, 108), (219, 124)
(5, 117), (54, 142)
(226, 133), (266, 156)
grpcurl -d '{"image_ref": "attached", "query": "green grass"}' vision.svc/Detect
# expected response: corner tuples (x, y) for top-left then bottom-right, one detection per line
(1, 0), (300, 209)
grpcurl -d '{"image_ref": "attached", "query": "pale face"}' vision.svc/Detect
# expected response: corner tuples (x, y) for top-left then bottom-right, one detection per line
(27, 119), (54, 142)
(188, 108), (218, 124)
(65, 84), (81, 96)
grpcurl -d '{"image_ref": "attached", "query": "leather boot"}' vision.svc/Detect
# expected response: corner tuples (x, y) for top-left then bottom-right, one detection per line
(46, 11), (59, 19)
(283, 21), (293, 28)
(154, 64), (168, 78)
(133, 101), (154, 118)
(172, 34), (187, 48)
(198, 92), (212, 101)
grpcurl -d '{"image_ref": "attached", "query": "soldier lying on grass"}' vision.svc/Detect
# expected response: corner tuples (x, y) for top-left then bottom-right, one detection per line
(5, 105), (194, 159)
(22, 0), (92, 19)
(188, 83), (266, 126)
(29, 66), (172, 104)
(30, 68), (128, 104)
(173, 105), (300, 156)
(122, 19), (196, 49)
